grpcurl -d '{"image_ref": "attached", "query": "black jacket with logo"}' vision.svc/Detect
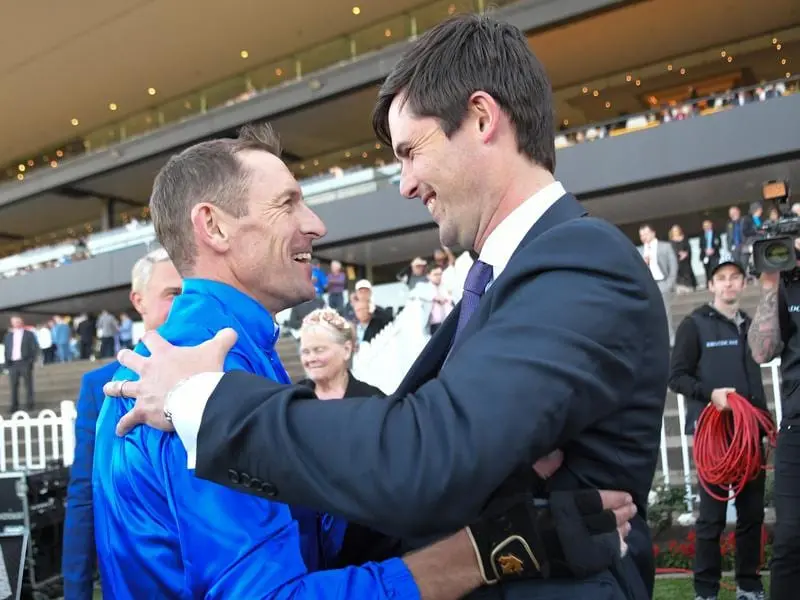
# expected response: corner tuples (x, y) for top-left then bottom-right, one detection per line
(669, 304), (766, 433)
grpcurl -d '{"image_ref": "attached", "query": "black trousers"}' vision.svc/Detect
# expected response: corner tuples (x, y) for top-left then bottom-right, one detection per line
(694, 468), (765, 596)
(8, 360), (34, 412)
(771, 420), (800, 600)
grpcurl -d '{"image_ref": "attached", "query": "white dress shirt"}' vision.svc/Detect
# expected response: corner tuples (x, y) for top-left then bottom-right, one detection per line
(10, 329), (23, 362)
(643, 239), (665, 282)
(167, 180), (568, 469)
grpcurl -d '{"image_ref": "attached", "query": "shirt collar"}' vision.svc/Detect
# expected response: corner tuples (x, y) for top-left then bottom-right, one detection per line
(180, 278), (280, 352)
(479, 181), (566, 281)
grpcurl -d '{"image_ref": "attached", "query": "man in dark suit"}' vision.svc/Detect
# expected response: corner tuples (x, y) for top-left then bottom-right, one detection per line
(63, 248), (182, 600)
(4, 316), (38, 412)
(699, 219), (722, 286)
(108, 15), (667, 599)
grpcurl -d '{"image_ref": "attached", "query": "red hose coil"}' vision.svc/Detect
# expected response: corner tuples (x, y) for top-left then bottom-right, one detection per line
(692, 392), (777, 502)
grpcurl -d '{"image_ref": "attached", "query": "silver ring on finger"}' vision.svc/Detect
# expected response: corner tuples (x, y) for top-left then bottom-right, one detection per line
(120, 381), (128, 397)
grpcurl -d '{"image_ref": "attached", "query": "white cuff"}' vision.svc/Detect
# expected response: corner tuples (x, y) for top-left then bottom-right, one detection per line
(166, 372), (225, 469)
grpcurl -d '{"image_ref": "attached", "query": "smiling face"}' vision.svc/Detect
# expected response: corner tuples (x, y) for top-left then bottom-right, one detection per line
(300, 327), (352, 383)
(222, 150), (327, 312)
(388, 96), (487, 249)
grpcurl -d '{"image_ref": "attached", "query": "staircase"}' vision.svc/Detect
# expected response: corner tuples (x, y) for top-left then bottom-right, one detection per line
(0, 359), (115, 414)
(657, 284), (776, 486)
(275, 336), (304, 382)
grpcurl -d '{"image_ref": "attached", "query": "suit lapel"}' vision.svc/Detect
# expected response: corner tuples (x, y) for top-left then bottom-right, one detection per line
(446, 193), (587, 358)
(395, 193), (587, 394)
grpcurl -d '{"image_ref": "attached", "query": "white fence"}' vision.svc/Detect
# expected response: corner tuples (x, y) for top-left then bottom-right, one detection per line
(0, 401), (75, 472)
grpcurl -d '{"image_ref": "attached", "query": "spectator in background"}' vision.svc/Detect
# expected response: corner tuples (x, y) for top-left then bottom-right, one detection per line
(311, 259), (328, 297)
(63, 247), (182, 600)
(37, 321), (55, 365)
(96, 310), (119, 359)
(668, 225), (697, 294)
(352, 297), (391, 344)
(353, 279), (392, 321)
(52, 316), (72, 363)
(699, 220), (722, 287)
(410, 264), (454, 335)
(118, 313), (134, 350)
(75, 314), (95, 360)
(639, 223), (678, 346)
(405, 257), (428, 290)
(3, 316), (38, 412)
(325, 260), (347, 312)
(727, 206), (746, 268)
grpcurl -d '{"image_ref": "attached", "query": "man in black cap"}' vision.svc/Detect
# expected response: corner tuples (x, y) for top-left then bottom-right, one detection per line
(669, 260), (767, 600)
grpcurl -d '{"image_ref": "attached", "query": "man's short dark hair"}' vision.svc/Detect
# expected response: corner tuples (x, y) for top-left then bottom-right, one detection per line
(372, 13), (555, 173)
(150, 123), (281, 274)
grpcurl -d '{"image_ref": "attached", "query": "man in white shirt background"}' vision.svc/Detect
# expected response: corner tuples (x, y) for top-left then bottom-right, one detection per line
(3, 316), (39, 412)
(639, 223), (678, 346)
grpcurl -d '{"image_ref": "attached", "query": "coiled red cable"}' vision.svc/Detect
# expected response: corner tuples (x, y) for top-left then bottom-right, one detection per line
(693, 392), (777, 502)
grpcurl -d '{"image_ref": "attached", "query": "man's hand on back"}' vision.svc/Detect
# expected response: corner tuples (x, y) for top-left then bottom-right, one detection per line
(103, 328), (237, 435)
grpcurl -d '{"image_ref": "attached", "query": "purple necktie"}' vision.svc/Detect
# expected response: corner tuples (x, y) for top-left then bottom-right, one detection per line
(453, 259), (494, 342)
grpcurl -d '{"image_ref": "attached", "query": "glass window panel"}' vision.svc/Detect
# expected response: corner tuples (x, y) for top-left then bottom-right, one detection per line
(351, 16), (411, 56)
(413, 0), (476, 34)
(296, 37), (351, 75)
(204, 77), (252, 110)
(250, 58), (296, 91)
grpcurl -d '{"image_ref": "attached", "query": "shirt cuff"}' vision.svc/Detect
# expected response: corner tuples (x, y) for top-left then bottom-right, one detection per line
(379, 558), (421, 600)
(166, 372), (225, 469)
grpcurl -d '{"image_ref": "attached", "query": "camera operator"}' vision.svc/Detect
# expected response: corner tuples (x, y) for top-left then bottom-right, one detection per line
(748, 262), (800, 600)
(669, 260), (766, 600)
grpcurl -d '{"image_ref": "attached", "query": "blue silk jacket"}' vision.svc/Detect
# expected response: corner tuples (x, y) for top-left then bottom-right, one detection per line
(93, 279), (418, 599)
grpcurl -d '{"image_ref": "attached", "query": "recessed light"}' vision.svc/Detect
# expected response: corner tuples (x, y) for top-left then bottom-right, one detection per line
(384, 28), (392, 37)
(776, 44), (782, 51)
(352, 6), (361, 15)
(147, 87), (157, 96)
(109, 103), (118, 111)
(50, 160), (58, 168)
(71, 118), (79, 126)
(16, 174), (23, 181)
(17, 164), (25, 172)
(240, 50), (249, 59)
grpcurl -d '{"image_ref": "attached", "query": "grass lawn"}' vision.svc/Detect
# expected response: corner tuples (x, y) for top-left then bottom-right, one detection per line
(654, 576), (770, 600)
(87, 576), (768, 599)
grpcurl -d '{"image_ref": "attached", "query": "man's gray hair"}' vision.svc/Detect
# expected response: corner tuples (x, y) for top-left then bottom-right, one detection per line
(149, 122), (282, 275)
(131, 247), (171, 294)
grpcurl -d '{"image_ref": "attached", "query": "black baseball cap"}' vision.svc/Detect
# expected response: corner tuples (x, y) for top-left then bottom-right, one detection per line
(709, 260), (745, 278)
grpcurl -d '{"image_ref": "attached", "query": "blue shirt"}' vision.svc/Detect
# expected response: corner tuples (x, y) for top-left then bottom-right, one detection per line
(93, 278), (418, 599)
(63, 360), (120, 600)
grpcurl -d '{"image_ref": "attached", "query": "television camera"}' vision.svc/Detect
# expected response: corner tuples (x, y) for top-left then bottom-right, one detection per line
(751, 179), (797, 273)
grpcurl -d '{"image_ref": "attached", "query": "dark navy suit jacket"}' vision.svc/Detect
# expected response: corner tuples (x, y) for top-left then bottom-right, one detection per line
(63, 360), (120, 600)
(194, 194), (670, 599)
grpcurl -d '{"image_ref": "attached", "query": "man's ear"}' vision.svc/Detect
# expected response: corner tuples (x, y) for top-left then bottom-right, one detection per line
(130, 290), (145, 318)
(191, 203), (232, 253)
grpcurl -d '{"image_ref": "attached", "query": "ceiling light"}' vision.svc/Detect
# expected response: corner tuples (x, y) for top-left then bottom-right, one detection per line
(787, 72), (792, 78)
(375, 143), (381, 149)
(275, 68), (283, 76)
(781, 58), (787, 65)
(727, 56), (733, 63)
(592, 90), (599, 97)
(604, 101), (611, 109)
(667, 64), (673, 71)
(27, 160), (34, 167)
(71, 118), (79, 126)
(16, 174), (23, 181)
(240, 50), (249, 59)
(581, 86), (588, 94)
(147, 87), (157, 96)
(635, 79), (641, 86)
(345, 151), (352, 158)
(776, 44), (782, 51)
(361, 152), (368, 158)
(352, 6), (360, 15)
(109, 103), (118, 111)
(721, 50), (727, 58)
(384, 28), (392, 37)
(299, 164), (305, 170)
(679, 67), (686, 75)
(17, 164), (25, 172)
(773, 37), (778, 44)
(50, 160), (58, 168)
(313, 160), (319, 166)
(625, 74), (632, 82)
(56, 150), (64, 158)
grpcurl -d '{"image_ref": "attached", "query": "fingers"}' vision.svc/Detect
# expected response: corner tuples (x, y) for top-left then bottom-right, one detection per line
(116, 405), (145, 436)
(140, 330), (172, 355)
(611, 502), (637, 528)
(117, 348), (148, 375)
(598, 490), (633, 511)
(532, 449), (563, 479)
(104, 379), (141, 399)
(205, 328), (237, 366)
